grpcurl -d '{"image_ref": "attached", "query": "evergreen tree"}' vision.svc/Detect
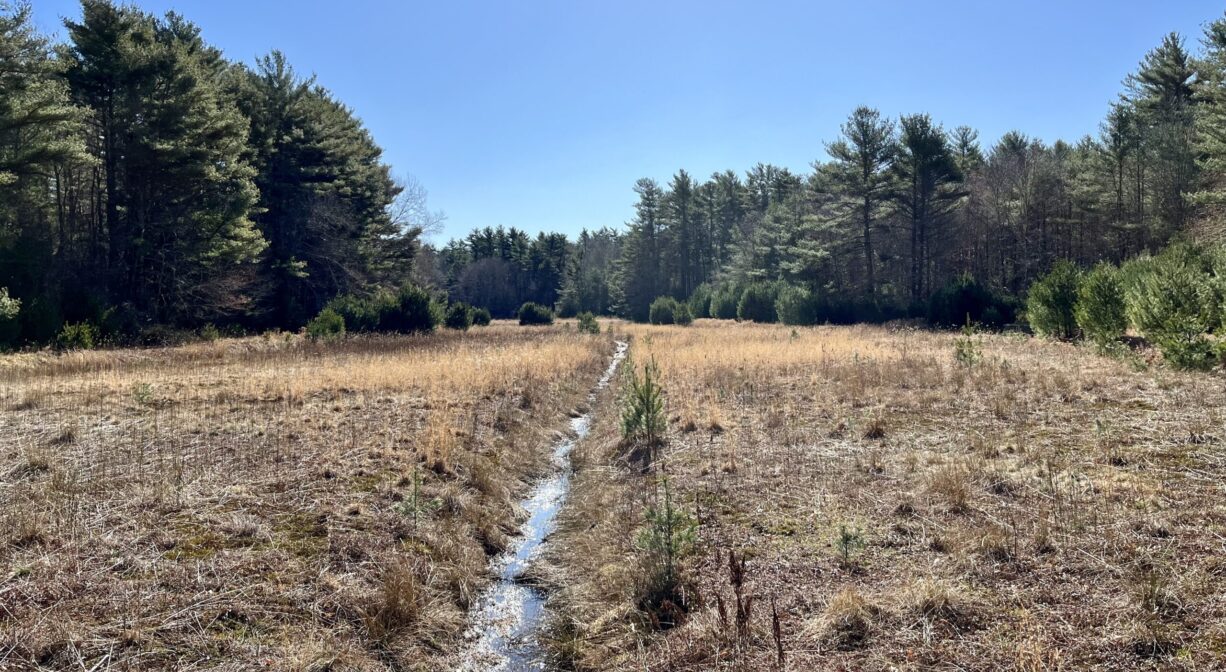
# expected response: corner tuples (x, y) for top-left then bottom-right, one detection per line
(825, 107), (895, 298)
(64, 1), (265, 324)
(892, 114), (964, 302)
(613, 178), (667, 321)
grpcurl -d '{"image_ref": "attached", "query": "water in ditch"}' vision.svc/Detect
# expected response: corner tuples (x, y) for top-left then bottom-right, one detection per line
(456, 340), (628, 671)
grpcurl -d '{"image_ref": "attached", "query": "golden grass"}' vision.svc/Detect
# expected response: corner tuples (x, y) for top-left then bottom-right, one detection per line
(0, 323), (614, 669)
(548, 319), (1226, 670)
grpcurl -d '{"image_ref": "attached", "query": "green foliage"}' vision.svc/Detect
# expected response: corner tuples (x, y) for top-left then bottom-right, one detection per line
(953, 318), (982, 367)
(636, 477), (697, 626)
(709, 286), (740, 320)
(199, 323), (221, 342)
(517, 302), (554, 325)
(686, 284), (712, 319)
(306, 308), (346, 341)
(1125, 246), (1220, 369)
(577, 311), (600, 334)
(0, 288), (19, 349)
(775, 285), (819, 325)
(444, 302), (474, 331)
(1076, 263), (1127, 347)
(56, 322), (98, 351)
(471, 306), (492, 326)
(649, 296), (692, 325)
(928, 274), (1014, 329)
(321, 285), (439, 335)
(1027, 261), (1082, 340)
(64, 1), (265, 325)
(324, 294), (382, 333)
(737, 283), (778, 323)
(834, 523), (866, 567)
(621, 357), (666, 446)
(383, 285), (441, 333)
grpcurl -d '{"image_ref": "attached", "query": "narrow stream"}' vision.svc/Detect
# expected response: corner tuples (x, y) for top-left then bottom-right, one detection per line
(457, 340), (628, 671)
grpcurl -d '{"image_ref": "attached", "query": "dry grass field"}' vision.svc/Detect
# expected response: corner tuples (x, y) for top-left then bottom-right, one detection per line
(548, 321), (1226, 670)
(0, 324), (615, 670)
(6, 320), (1226, 671)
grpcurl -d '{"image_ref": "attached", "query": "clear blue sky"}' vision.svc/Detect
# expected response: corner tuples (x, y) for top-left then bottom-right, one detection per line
(31, 0), (1226, 242)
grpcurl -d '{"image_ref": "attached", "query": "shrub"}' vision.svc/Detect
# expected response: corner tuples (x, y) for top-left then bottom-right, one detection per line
(776, 285), (819, 326)
(20, 297), (61, 345)
(674, 304), (693, 325)
(0, 287), (19, 349)
(518, 302), (554, 325)
(56, 322), (98, 351)
(384, 285), (442, 333)
(927, 274), (1014, 329)
(1075, 263), (1127, 348)
(306, 307), (346, 341)
(444, 302), (474, 331)
(636, 477), (696, 629)
(953, 319), (981, 367)
(687, 284), (712, 319)
(649, 296), (692, 325)
(325, 293), (383, 333)
(577, 311), (600, 334)
(199, 323), (221, 342)
(709, 287), (740, 320)
(621, 357), (665, 446)
(1126, 249), (1219, 369)
(471, 306), (492, 326)
(737, 283), (778, 323)
(1026, 261), (1082, 340)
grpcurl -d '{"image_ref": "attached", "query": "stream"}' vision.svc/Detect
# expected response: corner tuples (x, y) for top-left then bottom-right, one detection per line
(456, 340), (628, 671)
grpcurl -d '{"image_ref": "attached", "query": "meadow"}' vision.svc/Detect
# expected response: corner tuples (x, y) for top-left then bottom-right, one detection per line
(0, 325), (612, 670)
(548, 321), (1226, 670)
(4, 320), (1226, 671)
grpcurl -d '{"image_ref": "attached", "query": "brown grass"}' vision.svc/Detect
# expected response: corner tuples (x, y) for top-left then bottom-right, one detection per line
(0, 323), (614, 669)
(546, 320), (1226, 670)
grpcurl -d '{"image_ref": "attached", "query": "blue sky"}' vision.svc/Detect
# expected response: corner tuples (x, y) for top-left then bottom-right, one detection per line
(32, 1), (1226, 242)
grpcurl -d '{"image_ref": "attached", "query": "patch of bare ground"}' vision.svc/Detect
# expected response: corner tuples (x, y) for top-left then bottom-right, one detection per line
(546, 320), (1226, 670)
(0, 324), (614, 670)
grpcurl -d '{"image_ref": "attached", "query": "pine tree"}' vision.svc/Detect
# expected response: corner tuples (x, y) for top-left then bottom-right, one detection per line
(64, 1), (265, 324)
(0, 1), (85, 326)
(893, 114), (964, 302)
(613, 178), (667, 321)
(825, 107), (895, 299)
(1193, 14), (1226, 239)
(232, 51), (404, 327)
(1125, 33), (1197, 241)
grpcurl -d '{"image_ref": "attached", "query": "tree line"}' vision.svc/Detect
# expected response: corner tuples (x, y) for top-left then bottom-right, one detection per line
(428, 16), (1226, 327)
(0, 0), (430, 347)
(7, 1), (1226, 348)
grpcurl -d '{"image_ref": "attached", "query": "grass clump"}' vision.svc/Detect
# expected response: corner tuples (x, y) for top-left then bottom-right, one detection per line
(808, 587), (877, 650)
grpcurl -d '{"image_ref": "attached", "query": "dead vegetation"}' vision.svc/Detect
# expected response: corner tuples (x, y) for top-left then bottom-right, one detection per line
(546, 320), (1226, 670)
(0, 324), (613, 670)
